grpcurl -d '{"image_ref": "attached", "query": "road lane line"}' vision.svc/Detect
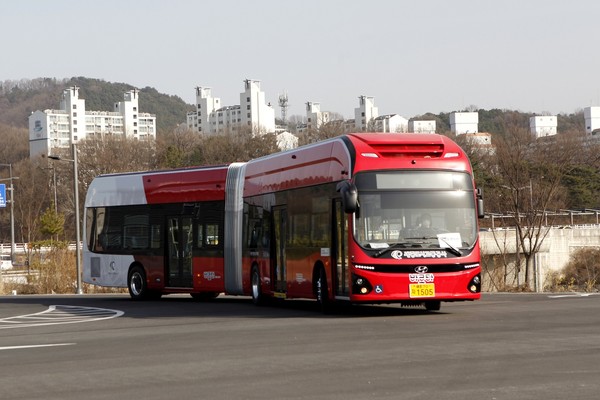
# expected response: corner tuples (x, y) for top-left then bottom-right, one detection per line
(0, 343), (76, 351)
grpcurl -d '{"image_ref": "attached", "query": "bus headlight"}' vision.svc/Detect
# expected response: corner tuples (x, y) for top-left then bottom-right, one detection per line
(468, 274), (481, 293)
(352, 274), (373, 295)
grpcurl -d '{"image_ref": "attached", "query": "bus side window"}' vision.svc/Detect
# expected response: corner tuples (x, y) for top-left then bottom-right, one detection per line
(251, 222), (261, 248)
(196, 223), (204, 248)
(206, 223), (219, 245)
(261, 211), (271, 248)
(150, 224), (161, 249)
(197, 223), (220, 247)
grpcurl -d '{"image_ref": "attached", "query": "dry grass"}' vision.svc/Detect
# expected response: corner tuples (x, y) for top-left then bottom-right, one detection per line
(1, 249), (126, 295)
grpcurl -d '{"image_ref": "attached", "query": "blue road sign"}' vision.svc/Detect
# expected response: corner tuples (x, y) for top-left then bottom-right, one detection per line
(0, 184), (5, 208)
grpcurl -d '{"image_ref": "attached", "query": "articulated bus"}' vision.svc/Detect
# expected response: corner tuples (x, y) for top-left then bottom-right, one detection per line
(83, 133), (484, 311)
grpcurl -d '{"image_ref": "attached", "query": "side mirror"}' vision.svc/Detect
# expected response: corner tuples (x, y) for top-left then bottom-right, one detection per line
(476, 187), (484, 218)
(336, 181), (358, 214)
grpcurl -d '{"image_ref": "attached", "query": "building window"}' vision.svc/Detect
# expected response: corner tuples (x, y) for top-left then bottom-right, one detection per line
(73, 112), (77, 117)
(247, 113), (251, 118)
(247, 97), (250, 102)
(134, 122), (138, 127)
(133, 115), (137, 119)
(133, 107), (137, 111)
(247, 105), (250, 110)
(73, 105), (77, 109)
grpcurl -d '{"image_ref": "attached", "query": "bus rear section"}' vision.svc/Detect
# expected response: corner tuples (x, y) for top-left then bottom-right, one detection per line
(83, 166), (230, 300)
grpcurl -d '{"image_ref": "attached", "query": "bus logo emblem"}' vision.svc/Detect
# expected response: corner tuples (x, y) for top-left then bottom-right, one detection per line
(415, 266), (428, 273)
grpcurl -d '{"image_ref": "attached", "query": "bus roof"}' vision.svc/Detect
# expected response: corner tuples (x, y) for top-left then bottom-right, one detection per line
(85, 133), (470, 207)
(85, 165), (229, 208)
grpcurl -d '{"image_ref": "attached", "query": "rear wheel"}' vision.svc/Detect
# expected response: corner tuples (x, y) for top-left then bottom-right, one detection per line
(315, 267), (331, 313)
(128, 266), (148, 300)
(251, 266), (265, 305)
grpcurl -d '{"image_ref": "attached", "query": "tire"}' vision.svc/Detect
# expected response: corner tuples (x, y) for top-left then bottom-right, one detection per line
(315, 267), (331, 314)
(251, 266), (265, 305)
(128, 266), (149, 300)
(425, 301), (441, 311)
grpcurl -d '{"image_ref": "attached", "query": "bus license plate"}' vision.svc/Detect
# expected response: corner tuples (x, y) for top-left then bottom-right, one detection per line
(409, 283), (435, 298)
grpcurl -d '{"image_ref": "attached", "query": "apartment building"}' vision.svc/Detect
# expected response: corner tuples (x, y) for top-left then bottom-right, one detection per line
(29, 87), (156, 158)
(584, 106), (600, 134)
(450, 112), (479, 135)
(373, 114), (409, 133)
(354, 95), (378, 131)
(529, 115), (557, 138)
(186, 79), (275, 135)
(306, 102), (330, 131)
(408, 120), (436, 134)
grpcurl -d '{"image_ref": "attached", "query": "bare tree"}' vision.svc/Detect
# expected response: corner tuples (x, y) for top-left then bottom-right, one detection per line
(490, 126), (583, 289)
(12, 160), (52, 244)
(156, 124), (202, 168)
(0, 124), (29, 164)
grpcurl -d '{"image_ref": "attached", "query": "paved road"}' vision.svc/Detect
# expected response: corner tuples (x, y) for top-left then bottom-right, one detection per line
(0, 293), (599, 400)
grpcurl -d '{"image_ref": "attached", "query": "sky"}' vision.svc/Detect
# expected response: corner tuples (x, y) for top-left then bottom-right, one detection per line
(3, 0), (600, 120)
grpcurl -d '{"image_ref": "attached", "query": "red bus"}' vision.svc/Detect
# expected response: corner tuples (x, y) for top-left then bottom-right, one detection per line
(83, 133), (483, 311)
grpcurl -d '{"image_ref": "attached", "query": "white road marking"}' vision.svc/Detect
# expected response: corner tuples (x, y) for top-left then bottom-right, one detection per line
(0, 343), (76, 351)
(0, 305), (124, 329)
(548, 293), (600, 298)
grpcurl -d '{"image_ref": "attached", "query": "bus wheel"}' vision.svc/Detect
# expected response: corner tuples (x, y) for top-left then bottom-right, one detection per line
(251, 266), (265, 305)
(128, 266), (149, 300)
(425, 301), (441, 311)
(315, 267), (331, 313)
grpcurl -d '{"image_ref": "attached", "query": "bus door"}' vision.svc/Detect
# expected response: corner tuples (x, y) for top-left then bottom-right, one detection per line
(166, 216), (194, 287)
(272, 207), (287, 294)
(333, 199), (350, 297)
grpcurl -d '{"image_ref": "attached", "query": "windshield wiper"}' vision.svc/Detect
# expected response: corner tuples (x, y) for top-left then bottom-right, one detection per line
(438, 236), (462, 256)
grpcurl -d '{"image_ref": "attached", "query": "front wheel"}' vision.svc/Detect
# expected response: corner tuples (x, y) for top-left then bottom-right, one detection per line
(425, 301), (441, 311)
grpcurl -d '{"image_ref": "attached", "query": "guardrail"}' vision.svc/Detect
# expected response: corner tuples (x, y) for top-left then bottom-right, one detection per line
(0, 243), (79, 254)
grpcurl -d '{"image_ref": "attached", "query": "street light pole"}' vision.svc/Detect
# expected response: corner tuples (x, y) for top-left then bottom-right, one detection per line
(73, 144), (82, 295)
(48, 143), (83, 294)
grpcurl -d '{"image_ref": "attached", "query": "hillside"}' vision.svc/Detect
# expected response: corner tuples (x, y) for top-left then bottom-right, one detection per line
(0, 77), (194, 133)
(0, 77), (588, 136)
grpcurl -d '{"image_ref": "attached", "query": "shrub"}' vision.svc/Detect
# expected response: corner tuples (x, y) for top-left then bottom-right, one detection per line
(558, 247), (600, 292)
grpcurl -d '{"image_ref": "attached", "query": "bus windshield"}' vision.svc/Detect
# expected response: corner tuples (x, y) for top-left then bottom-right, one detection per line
(353, 171), (477, 251)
